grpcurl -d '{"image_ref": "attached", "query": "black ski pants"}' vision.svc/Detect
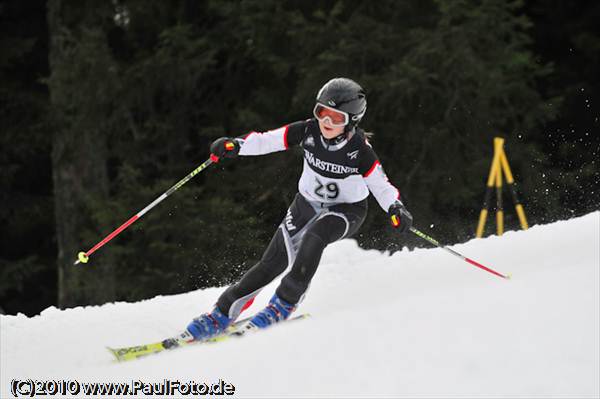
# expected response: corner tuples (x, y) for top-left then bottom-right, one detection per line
(217, 193), (367, 320)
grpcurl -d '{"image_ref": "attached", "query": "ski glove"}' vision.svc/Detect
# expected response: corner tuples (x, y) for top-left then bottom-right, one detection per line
(210, 137), (240, 162)
(388, 201), (413, 233)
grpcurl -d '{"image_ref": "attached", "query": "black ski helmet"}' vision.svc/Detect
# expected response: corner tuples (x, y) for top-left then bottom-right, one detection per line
(316, 77), (367, 129)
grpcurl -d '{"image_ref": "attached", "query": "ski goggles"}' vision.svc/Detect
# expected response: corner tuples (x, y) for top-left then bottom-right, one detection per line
(313, 103), (349, 127)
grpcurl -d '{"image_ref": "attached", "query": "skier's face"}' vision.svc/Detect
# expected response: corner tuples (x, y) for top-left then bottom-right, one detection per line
(318, 119), (345, 139)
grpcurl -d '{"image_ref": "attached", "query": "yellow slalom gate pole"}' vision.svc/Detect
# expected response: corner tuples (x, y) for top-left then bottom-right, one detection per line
(494, 138), (504, 236)
(499, 150), (529, 230)
(476, 137), (530, 237)
(476, 140), (502, 238)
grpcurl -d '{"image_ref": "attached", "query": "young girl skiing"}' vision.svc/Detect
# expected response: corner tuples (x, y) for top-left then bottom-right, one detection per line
(186, 77), (413, 340)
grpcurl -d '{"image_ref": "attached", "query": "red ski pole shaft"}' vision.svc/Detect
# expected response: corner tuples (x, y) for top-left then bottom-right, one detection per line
(74, 157), (215, 265)
(410, 227), (510, 279)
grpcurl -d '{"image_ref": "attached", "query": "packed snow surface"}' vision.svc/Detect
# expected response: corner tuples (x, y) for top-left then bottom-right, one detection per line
(2, 212), (599, 398)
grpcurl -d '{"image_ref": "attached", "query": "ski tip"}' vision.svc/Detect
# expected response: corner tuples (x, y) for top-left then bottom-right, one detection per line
(106, 346), (123, 362)
(505, 273), (512, 280)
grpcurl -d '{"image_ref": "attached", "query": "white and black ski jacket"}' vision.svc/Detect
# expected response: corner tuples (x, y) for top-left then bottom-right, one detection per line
(236, 118), (401, 212)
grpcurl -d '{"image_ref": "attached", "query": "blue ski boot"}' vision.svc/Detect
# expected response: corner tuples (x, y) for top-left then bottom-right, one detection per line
(186, 306), (231, 341)
(248, 294), (295, 329)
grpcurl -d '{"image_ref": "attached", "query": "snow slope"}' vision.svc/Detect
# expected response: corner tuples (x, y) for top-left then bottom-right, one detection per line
(1, 212), (599, 398)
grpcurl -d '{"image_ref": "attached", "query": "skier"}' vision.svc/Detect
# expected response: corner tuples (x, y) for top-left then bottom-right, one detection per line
(186, 77), (413, 340)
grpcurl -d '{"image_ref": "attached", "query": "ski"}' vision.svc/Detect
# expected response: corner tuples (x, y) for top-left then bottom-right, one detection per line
(107, 313), (310, 362)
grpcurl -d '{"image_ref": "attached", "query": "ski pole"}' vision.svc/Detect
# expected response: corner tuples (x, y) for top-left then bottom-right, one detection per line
(409, 227), (511, 280)
(74, 157), (216, 265)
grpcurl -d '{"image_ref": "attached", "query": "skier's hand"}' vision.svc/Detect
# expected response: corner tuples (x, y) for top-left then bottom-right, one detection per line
(210, 137), (241, 162)
(388, 201), (413, 233)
